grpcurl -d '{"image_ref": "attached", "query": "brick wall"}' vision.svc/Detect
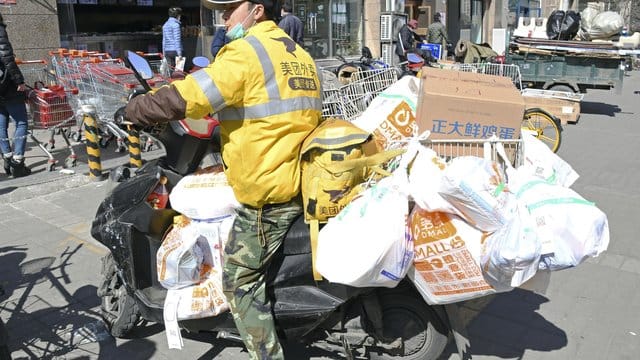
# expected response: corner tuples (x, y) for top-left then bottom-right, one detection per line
(0, 1), (61, 61)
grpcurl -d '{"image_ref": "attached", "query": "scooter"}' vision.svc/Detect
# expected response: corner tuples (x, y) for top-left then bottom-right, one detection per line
(91, 51), (452, 359)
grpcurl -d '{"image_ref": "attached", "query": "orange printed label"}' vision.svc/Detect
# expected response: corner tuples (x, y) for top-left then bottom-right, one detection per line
(410, 209), (457, 245)
(386, 101), (416, 136)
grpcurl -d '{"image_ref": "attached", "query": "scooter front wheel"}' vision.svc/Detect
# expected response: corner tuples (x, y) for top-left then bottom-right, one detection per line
(98, 253), (140, 338)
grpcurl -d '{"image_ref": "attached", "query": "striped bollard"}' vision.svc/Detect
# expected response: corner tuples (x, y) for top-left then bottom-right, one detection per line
(81, 105), (103, 180)
(127, 125), (143, 168)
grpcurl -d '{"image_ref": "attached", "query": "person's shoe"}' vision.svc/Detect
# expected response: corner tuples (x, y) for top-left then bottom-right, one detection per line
(10, 158), (31, 178)
(2, 156), (11, 176)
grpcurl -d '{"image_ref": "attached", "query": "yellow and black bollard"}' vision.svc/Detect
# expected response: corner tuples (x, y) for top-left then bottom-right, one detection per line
(127, 125), (143, 168)
(81, 105), (103, 180)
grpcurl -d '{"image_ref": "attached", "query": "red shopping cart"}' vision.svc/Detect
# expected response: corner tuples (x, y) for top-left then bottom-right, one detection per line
(16, 59), (80, 171)
(25, 83), (80, 171)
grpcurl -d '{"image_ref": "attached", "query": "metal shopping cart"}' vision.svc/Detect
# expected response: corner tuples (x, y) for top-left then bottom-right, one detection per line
(451, 62), (523, 89)
(422, 136), (524, 168)
(16, 59), (80, 170)
(321, 67), (398, 121)
(75, 58), (138, 151)
(25, 84), (80, 171)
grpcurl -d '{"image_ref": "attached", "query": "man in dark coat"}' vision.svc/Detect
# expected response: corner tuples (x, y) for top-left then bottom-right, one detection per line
(278, 2), (304, 46)
(396, 19), (424, 63)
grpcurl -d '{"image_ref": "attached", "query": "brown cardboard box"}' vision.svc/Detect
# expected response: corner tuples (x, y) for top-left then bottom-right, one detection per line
(416, 67), (525, 143)
(522, 95), (581, 125)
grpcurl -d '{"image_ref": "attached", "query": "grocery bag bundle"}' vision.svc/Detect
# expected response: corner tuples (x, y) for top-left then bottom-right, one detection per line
(154, 166), (240, 349)
(314, 88), (609, 306)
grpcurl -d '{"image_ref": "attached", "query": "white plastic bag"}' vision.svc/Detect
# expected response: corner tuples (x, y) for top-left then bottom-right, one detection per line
(481, 203), (540, 290)
(352, 76), (420, 149)
(166, 271), (229, 320)
(159, 57), (170, 78)
(175, 56), (186, 72)
(169, 166), (241, 220)
(521, 132), (579, 187)
(156, 216), (205, 289)
(408, 143), (462, 215)
(439, 156), (516, 232)
(316, 156), (414, 288)
(589, 11), (624, 39)
(509, 171), (610, 271)
(157, 215), (234, 289)
(408, 209), (496, 304)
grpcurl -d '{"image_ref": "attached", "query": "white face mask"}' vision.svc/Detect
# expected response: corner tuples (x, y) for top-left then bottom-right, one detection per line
(226, 6), (257, 41)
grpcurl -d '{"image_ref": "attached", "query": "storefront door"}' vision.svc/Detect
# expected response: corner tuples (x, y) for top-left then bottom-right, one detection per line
(294, 0), (363, 59)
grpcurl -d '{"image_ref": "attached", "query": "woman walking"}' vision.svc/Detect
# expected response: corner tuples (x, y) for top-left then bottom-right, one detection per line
(0, 13), (30, 177)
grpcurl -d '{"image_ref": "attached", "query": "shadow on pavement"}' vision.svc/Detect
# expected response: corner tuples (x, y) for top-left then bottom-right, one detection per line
(580, 101), (621, 117)
(0, 244), (158, 359)
(179, 330), (347, 360)
(438, 289), (567, 359)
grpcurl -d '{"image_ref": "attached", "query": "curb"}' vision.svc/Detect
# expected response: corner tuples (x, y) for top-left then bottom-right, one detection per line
(0, 173), (98, 203)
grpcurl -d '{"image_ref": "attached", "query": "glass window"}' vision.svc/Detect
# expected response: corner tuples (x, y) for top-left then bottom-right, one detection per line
(294, 0), (363, 59)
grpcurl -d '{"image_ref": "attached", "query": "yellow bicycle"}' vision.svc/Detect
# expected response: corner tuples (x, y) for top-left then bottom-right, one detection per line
(521, 107), (563, 153)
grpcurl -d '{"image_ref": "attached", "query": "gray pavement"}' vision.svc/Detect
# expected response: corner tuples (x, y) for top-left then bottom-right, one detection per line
(1, 71), (639, 359)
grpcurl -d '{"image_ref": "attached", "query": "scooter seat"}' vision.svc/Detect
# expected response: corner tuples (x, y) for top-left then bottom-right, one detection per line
(282, 215), (311, 255)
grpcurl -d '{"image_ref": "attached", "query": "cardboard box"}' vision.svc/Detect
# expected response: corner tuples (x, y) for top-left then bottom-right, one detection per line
(416, 67), (525, 142)
(522, 95), (581, 125)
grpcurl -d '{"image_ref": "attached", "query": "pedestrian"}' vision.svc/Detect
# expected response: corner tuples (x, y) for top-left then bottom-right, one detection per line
(162, 7), (183, 68)
(123, 1), (321, 359)
(427, 13), (448, 50)
(210, 26), (229, 59)
(396, 19), (424, 63)
(278, 2), (303, 46)
(0, 13), (31, 178)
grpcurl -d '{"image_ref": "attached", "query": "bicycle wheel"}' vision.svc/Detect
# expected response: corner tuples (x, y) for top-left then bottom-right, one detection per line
(521, 108), (563, 153)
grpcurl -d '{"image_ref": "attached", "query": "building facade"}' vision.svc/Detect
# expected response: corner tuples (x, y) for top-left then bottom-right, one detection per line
(1, 1), (634, 65)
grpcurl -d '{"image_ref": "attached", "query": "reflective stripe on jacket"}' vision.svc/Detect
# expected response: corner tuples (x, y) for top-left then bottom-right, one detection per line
(173, 21), (322, 207)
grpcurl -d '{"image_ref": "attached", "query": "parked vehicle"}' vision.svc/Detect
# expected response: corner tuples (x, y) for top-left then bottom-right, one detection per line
(90, 51), (453, 359)
(506, 52), (625, 94)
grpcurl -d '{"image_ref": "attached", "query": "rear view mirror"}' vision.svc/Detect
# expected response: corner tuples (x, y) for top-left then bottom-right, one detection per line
(126, 51), (153, 80)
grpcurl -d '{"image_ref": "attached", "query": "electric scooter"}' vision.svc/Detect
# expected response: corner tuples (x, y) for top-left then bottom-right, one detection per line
(91, 51), (453, 359)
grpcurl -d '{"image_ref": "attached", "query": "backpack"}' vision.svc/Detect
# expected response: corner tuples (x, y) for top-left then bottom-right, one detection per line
(300, 118), (404, 279)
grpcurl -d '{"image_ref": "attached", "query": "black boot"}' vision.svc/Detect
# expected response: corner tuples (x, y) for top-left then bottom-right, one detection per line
(10, 158), (31, 178)
(2, 156), (10, 176)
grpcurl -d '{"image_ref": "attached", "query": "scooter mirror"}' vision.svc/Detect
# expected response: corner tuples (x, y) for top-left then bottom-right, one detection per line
(126, 50), (154, 80)
(192, 56), (210, 68)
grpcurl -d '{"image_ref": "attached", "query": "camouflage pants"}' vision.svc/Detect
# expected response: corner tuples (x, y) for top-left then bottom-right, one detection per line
(223, 198), (302, 360)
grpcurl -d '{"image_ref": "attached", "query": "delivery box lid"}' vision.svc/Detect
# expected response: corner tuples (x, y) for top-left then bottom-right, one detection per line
(416, 66), (525, 141)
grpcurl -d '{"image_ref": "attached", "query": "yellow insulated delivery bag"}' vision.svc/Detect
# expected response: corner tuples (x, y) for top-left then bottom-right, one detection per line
(300, 118), (404, 279)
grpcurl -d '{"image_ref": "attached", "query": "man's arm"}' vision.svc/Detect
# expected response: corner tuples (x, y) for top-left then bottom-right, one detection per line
(125, 85), (186, 126)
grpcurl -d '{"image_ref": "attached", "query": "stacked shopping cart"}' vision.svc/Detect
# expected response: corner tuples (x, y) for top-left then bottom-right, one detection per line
(16, 59), (80, 170)
(321, 67), (398, 121)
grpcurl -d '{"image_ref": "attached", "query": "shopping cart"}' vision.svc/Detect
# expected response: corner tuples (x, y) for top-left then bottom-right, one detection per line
(421, 136), (523, 168)
(15, 60), (80, 170)
(440, 62), (523, 89)
(15, 59), (54, 88)
(321, 67), (398, 121)
(75, 58), (138, 151)
(25, 84), (80, 171)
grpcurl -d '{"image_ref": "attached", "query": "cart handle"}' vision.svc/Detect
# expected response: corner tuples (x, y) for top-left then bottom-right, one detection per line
(135, 51), (164, 59)
(48, 48), (70, 56)
(15, 59), (48, 65)
(79, 58), (124, 65)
